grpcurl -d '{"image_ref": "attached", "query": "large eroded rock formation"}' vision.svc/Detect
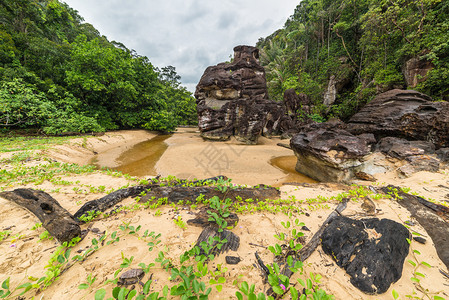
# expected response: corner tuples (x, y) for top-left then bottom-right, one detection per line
(347, 89), (449, 148)
(290, 89), (449, 182)
(195, 46), (287, 144)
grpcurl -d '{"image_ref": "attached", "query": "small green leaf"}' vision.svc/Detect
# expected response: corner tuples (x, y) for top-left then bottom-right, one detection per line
(95, 289), (106, 300)
(392, 289), (399, 299)
(257, 292), (267, 300)
(306, 278), (313, 289)
(78, 283), (89, 290)
(272, 285), (284, 295)
(143, 280), (152, 294)
(1, 278), (10, 290)
(127, 289), (137, 299)
(415, 272), (425, 278)
(408, 259), (417, 267)
(410, 277), (420, 283)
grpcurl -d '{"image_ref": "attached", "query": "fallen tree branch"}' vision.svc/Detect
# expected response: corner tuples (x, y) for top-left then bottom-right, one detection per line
(283, 198), (349, 277)
(75, 177), (280, 221)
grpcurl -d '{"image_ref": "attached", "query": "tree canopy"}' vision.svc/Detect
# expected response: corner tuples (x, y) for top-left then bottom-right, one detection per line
(0, 0), (196, 134)
(257, 0), (449, 120)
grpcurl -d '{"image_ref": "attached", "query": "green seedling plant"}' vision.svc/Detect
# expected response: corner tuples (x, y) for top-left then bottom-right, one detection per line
(267, 262), (290, 296)
(235, 281), (273, 300)
(78, 273), (97, 290)
(268, 218), (305, 257)
(208, 263), (227, 292)
(78, 210), (101, 223)
(0, 278), (11, 299)
(391, 237), (446, 300)
(293, 272), (334, 300)
(213, 178), (235, 193)
(15, 237), (81, 296)
(39, 230), (53, 241)
(169, 264), (212, 299)
(0, 231), (11, 243)
(174, 216), (187, 230)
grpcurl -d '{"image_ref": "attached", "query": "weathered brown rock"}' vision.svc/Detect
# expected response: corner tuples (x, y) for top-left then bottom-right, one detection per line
(347, 89), (449, 148)
(376, 137), (435, 159)
(290, 120), (371, 182)
(283, 89), (310, 115)
(195, 46), (287, 144)
(403, 55), (433, 88)
(398, 155), (440, 177)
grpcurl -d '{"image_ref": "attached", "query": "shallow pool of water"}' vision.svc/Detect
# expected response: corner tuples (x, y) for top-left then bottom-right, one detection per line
(92, 134), (171, 177)
(269, 155), (317, 185)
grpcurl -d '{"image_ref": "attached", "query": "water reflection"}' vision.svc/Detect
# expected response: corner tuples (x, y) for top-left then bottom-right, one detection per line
(269, 155), (316, 185)
(93, 134), (171, 177)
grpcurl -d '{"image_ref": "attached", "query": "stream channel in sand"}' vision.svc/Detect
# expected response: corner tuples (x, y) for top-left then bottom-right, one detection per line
(89, 130), (315, 186)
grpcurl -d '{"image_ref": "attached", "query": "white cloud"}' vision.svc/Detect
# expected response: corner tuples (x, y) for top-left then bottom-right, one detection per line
(63, 0), (299, 92)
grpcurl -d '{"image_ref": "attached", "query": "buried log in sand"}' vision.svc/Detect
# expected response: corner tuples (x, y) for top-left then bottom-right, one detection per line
(0, 188), (81, 243)
(74, 177), (280, 221)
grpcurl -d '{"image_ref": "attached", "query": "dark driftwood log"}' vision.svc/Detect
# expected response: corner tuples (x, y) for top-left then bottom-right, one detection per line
(74, 181), (279, 221)
(194, 226), (240, 257)
(74, 184), (151, 220)
(140, 185), (280, 204)
(283, 198), (348, 277)
(0, 189), (81, 243)
(381, 185), (449, 270)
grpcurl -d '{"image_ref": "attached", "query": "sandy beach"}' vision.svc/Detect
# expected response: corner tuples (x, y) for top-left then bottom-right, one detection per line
(0, 129), (448, 300)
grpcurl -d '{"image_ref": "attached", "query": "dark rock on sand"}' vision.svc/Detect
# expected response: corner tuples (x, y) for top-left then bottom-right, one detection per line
(321, 216), (410, 294)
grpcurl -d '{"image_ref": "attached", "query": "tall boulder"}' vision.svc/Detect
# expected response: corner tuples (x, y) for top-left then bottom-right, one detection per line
(347, 89), (449, 148)
(195, 46), (286, 144)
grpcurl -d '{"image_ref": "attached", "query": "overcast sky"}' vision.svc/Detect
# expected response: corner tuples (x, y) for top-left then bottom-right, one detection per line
(62, 0), (299, 92)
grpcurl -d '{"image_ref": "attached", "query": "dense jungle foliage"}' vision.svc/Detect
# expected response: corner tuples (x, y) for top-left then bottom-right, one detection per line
(257, 0), (449, 120)
(0, 0), (197, 134)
